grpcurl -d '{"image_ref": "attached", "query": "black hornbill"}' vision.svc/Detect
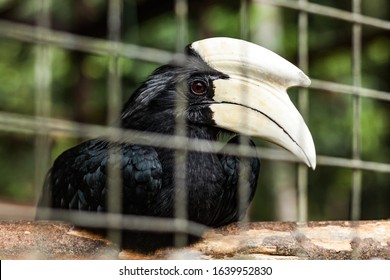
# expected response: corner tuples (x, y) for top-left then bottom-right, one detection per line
(36, 37), (316, 252)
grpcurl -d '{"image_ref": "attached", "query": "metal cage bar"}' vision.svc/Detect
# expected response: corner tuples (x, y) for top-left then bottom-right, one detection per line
(255, 0), (390, 30)
(297, 0), (309, 222)
(33, 0), (52, 204)
(173, 0), (190, 248)
(106, 0), (124, 246)
(351, 0), (363, 221)
(1, 111), (390, 174)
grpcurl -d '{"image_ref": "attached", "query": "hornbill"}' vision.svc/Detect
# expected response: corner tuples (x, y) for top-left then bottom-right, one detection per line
(36, 37), (316, 252)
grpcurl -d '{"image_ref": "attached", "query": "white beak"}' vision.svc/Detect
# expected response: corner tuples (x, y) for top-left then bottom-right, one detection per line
(190, 37), (316, 169)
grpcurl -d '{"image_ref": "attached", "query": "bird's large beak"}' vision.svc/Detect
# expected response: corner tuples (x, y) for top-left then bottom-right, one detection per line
(189, 37), (316, 169)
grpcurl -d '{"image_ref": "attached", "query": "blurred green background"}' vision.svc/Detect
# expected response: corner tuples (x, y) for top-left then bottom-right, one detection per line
(0, 0), (389, 221)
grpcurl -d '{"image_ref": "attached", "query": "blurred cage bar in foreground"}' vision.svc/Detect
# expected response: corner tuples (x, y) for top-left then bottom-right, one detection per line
(0, 0), (389, 253)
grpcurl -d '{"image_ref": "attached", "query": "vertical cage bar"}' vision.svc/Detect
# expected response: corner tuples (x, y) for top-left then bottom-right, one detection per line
(240, 0), (250, 40)
(106, 0), (123, 244)
(237, 0), (252, 224)
(297, 0), (309, 222)
(175, 0), (188, 52)
(174, 0), (189, 247)
(351, 0), (362, 221)
(34, 0), (52, 203)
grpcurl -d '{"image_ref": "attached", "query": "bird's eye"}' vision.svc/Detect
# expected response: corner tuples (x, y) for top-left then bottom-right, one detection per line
(190, 80), (208, 95)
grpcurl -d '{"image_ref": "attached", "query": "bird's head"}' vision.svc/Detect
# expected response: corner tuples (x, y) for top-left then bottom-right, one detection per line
(122, 37), (316, 169)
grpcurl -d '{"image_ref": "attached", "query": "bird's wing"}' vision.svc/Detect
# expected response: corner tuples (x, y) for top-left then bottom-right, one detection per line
(209, 136), (260, 227)
(36, 139), (163, 219)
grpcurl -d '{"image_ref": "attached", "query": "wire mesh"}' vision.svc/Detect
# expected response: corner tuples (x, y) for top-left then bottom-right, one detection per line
(0, 0), (389, 258)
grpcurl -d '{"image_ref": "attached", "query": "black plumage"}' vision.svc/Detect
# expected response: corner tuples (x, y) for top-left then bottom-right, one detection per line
(37, 45), (261, 252)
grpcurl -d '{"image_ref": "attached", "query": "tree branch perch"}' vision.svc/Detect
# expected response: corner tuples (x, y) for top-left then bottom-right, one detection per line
(1, 220), (389, 259)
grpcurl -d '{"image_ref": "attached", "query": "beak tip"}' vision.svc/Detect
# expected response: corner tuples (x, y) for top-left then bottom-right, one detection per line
(301, 137), (316, 170)
(307, 152), (317, 170)
(299, 71), (311, 87)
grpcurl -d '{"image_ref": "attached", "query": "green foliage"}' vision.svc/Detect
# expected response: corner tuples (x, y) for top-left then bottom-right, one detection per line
(203, 5), (240, 37)
(0, 40), (35, 115)
(0, 133), (35, 202)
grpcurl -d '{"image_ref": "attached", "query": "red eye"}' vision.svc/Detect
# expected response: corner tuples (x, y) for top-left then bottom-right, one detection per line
(190, 80), (208, 95)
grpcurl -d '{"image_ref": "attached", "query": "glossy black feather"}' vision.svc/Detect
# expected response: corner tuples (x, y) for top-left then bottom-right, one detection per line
(37, 49), (261, 252)
(42, 140), (163, 214)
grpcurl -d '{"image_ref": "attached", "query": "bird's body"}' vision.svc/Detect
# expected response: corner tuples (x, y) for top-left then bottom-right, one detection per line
(37, 37), (315, 252)
(46, 136), (259, 227)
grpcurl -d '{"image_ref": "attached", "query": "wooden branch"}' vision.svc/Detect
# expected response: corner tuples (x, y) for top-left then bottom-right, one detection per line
(1, 220), (389, 260)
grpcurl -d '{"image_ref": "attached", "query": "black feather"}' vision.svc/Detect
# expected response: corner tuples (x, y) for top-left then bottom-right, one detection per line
(37, 50), (260, 252)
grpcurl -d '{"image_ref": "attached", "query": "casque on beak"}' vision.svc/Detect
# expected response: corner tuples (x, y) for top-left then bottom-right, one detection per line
(189, 37), (316, 169)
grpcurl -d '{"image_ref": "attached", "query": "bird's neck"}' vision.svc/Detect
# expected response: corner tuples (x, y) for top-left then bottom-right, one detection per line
(122, 112), (219, 141)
